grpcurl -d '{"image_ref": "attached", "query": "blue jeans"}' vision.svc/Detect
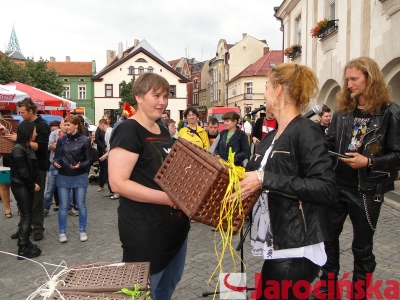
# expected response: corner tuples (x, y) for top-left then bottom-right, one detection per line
(150, 238), (188, 300)
(44, 165), (58, 210)
(58, 186), (88, 234)
(45, 165), (74, 210)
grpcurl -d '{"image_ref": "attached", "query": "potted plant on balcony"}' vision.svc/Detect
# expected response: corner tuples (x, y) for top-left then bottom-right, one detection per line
(284, 44), (302, 59)
(310, 18), (330, 38)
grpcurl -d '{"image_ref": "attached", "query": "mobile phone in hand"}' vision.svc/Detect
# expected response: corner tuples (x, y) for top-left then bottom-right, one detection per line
(328, 151), (353, 159)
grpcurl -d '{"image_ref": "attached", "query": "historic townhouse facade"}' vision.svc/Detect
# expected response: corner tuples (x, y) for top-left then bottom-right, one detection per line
(208, 34), (271, 117)
(92, 40), (188, 123)
(47, 58), (96, 122)
(275, 0), (400, 112)
(227, 50), (283, 121)
(198, 59), (211, 122)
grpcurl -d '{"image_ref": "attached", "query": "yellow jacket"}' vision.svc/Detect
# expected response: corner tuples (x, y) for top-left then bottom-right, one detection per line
(178, 125), (210, 150)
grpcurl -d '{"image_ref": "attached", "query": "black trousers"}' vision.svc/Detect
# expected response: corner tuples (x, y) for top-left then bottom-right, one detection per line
(255, 257), (321, 300)
(321, 189), (383, 299)
(11, 182), (34, 247)
(32, 169), (46, 234)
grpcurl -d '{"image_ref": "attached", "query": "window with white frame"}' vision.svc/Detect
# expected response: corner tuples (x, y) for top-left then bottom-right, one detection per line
(78, 85), (86, 100)
(128, 66), (134, 75)
(138, 66), (144, 74)
(147, 66), (154, 73)
(63, 85), (70, 99)
(296, 15), (301, 44)
(194, 79), (198, 89)
(246, 82), (253, 94)
(105, 84), (113, 97)
(328, 0), (336, 20)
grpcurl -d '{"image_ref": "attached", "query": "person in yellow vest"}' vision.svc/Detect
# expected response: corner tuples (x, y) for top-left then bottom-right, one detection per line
(178, 108), (210, 150)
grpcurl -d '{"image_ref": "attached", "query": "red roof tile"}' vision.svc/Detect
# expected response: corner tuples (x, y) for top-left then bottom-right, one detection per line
(168, 59), (181, 68)
(47, 62), (92, 76)
(229, 50), (283, 82)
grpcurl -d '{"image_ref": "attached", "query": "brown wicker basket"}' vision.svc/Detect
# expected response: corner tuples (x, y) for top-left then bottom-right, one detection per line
(56, 262), (150, 294)
(0, 117), (18, 154)
(154, 137), (260, 232)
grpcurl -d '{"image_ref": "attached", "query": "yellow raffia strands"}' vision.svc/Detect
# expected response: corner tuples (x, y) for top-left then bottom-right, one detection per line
(207, 148), (246, 299)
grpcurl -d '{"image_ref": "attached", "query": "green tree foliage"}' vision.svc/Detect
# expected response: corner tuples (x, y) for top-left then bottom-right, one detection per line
(26, 59), (64, 96)
(0, 55), (31, 85)
(118, 77), (136, 112)
(0, 56), (64, 96)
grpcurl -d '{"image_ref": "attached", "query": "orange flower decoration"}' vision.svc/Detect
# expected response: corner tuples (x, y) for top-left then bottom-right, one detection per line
(122, 102), (136, 117)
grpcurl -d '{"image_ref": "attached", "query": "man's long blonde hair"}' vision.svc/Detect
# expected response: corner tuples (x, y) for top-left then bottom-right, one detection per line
(336, 57), (392, 114)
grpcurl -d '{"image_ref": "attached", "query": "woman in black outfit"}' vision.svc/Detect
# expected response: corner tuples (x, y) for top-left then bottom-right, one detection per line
(10, 121), (42, 259)
(240, 63), (337, 299)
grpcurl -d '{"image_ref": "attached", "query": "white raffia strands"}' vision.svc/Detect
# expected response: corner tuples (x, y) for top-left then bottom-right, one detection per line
(0, 251), (128, 300)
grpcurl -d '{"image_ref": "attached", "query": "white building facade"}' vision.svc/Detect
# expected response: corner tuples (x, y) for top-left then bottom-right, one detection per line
(275, 0), (400, 111)
(93, 40), (188, 123)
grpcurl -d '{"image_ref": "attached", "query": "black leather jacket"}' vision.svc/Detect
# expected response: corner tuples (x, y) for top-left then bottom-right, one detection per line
(326, 103), (400, 195)
(246, 116), (337, 250)
(9, 143), (39, 191)
(53, 132), (93, 176)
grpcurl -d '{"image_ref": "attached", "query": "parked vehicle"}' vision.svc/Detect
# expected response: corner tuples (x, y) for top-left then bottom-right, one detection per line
(11, 114), (96, 136)
(207, 106), (242, 131)
(11, 114), (62, 126)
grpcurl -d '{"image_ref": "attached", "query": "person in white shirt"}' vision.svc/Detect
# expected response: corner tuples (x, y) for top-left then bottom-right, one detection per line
(241, 117), (252, 145)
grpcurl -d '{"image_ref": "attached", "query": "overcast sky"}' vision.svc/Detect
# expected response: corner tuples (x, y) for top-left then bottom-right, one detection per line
(1, 0), (283, 72)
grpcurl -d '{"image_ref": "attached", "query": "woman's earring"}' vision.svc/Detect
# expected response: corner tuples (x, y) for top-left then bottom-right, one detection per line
(271, 96), (284, 110)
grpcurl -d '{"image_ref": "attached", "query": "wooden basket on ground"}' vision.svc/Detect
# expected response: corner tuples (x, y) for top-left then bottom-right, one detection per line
(0, 117), (18, 154)
(56, 262), (150, 294)
(154, 137), (260, 232)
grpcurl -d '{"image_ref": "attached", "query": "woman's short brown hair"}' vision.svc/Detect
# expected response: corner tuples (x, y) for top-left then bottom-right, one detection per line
(132, 73), (170, 105)
(222, 111), (240, 123)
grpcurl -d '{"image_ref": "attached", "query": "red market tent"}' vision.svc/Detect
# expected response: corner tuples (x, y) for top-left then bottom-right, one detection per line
(0, 84), (28, 110)
(2, 82), (76, 112)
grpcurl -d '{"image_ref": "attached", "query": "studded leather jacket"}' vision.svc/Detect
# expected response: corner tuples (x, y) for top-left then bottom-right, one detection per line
(326, 103), (400, 196)
(246, 116), (337, 250)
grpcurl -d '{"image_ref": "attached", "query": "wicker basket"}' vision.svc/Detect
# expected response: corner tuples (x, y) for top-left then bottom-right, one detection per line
(0, 118), (18, 154)
(56, 262), (150, 294)
(154, 137), (260, 232)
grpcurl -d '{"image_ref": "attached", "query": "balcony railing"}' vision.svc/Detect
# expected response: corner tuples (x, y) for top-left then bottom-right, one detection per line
(317, 20), (339, 40)
(244, 93), (253, 100)
(289, 48), (302, 59)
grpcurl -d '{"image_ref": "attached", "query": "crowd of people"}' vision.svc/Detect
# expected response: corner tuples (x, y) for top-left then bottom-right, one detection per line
(0, 56), (399, 300)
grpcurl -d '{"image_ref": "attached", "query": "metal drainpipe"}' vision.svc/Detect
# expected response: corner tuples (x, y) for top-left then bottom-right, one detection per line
(274, 6), (285, 62)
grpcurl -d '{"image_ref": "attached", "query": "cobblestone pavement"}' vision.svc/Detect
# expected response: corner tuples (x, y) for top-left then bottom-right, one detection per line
(0, 181), (399, 299)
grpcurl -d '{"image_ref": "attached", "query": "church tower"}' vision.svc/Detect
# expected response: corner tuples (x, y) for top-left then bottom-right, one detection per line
(7, 25), (26, 60)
